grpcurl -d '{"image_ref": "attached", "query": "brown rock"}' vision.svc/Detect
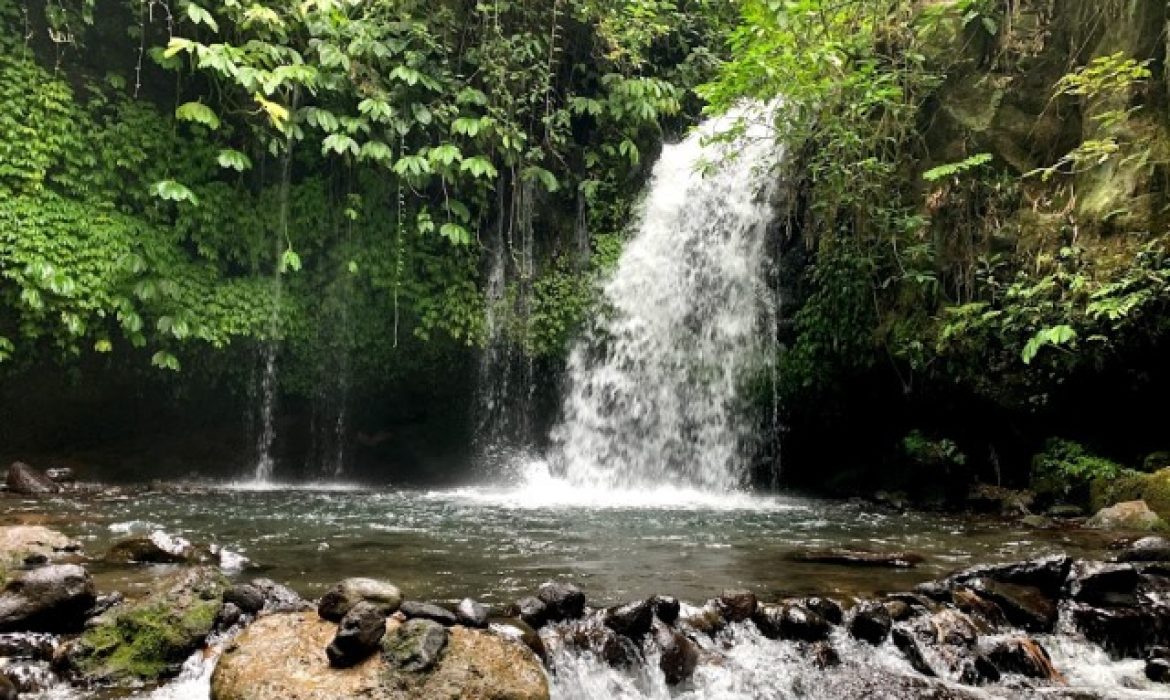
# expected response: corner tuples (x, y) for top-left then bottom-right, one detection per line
(1088, 501), (1163, 531)
(4, 463), (61, 496)
(0, 526), (73, 567)
(211, 612), (549, 700)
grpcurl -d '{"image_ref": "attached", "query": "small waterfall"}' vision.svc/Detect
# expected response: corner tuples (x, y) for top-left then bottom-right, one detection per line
(550, 106), (781, 492)
(254, 340), (278, 482)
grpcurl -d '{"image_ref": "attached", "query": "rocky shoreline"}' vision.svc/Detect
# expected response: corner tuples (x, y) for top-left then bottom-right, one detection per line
(2, 464), (1170, 698)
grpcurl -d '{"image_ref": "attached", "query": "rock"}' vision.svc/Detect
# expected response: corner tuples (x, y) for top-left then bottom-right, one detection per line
(384, 618), (447, 672)
(914, 580), (953, 603)
(849, 603), (892, 645)
(1119, 536), (1170, 563)
(788, 549), (924, 568)
(753, 603), (830, 642)
(455, 598), (488, 629)
(216, 602), (243, 630)
(967, 484), (1034, 517)
(884, 600), (914, 622)
(959, 579), (1057, 632)
(106, 535), (192, 564)
(87, 592), (123, 621)
(537, 582), (585, 622)
(1146, 658), (1170, 683)
(69, 566), (227, 683)
(318, 578), (402, 622)
(1088, 500), (1164, 531)
(604, 599), (653, 639)
(0, 564), (94, 633)
(1019, 515), (1054, 529)
(958, 655), (1001, 685)
(0, 526), (72, 568)
(928, 609), (979, 647)
(249, 578), (310, 613)
(950, 588), (1006, 626)
(223, 584), (265, 615)
(1046, 505), (1085, 518)
(810, 641), (840, 669)
(892, 627), (935, 676)
(44, 468), (75, 483)
(515, 597), (548, 628)
(327, 601), (387, 668)
(399, 601), (458, 627)
(212, 612), (549, 700)
(488, 618), (546, 661)
(801, 597), (844, 625)
(0, 674), (14, 700)
(983, 637), (1062, 681)
(651, 619), (698, 685)
(4, 463), (60, 495)
(652, 595), (680, 624)
(1069, 601), (1170, 658)
(717, 589), (757, 622)
(680, 601), (725, 635)
(949, 555), (1072, 598)
(1064, 561), (1140, 607)
(0, 632), (57, 660)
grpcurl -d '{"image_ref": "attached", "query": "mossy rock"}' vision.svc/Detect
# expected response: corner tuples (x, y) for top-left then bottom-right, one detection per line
(1090, 468), (1170, 523)
(70, 566), (227, 683)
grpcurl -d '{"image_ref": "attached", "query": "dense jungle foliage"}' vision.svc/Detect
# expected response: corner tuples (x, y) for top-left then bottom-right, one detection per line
(1, 0), (1168, 501)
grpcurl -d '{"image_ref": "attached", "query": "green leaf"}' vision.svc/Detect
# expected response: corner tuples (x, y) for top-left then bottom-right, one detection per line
(393, 155), (432, 178)
(460, 156), (498, 181)
(175, 101), (220, 130)
(186, 3), (219, 32)
(151, 351), (181, 372)
(216, 149), (252, 171)
(389, 65), (422, 86)
(428, 143), (463, 167)
(150, 180), (199, 206)
(522, 165), (559, 193)
(1022, 325), (1078, 364)
(322, 133), (360, 157)
(280, 249), (302, 273)
(923, 153), (993, 182)
(411, 103), (432, 126)
(163, 37), (194, 59)
(439, 222), (471, 245)
(359, 141), (393, 164)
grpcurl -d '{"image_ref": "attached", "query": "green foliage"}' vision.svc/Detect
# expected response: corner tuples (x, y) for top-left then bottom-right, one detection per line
(922, 153), (993, 183)
(1032, 438), (1125, 503)
(902, 430), (966, 469)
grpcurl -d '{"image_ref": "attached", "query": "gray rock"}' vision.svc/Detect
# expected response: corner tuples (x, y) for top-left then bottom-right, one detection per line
(537, 582), (585, 621)
(399, 601), (458, 626)
(0, 564), (95, 633)
(960, 579), (1057, 632)
(326, 601), (387, 668)
(652, 595), (680, 624)
(801, 596), (844, 625)
(317, 578), (401, 622)
(849, 603), (892, 645)
(223, 584), (265, 615)
(604, 599), (653, 639)
(717, 589), (757, 622)
(753, 603), (830, 642)
(384, 618), (448, 672)
(1119, 536), (1170, 563)
(4, 463), (60, 495)
(1065, 561), (1140, 607)
(651, 619), (698, 685)
(455, 598), (488, 628)
(249, 578), (309, 613)
(488, 617), (546, 661)
(515, 596), (548, 628)
(892, 627), (935, 677)
(216, 602), (243, 630)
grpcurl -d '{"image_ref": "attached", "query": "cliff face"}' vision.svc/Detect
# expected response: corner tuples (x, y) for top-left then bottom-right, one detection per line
(779, 0), (1170, 494)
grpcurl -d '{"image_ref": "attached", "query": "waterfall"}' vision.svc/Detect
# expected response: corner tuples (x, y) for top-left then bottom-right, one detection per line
(550, 105), (781, 492)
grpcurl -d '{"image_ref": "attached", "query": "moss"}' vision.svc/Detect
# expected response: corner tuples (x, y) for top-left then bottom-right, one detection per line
(1032, 439), (1124, 506)
(1089, 468), (1170, 521)
(75, 599), (220, 681)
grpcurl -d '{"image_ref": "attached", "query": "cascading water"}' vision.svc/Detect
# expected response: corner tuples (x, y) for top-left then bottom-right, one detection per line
(550, 106), (782, 492)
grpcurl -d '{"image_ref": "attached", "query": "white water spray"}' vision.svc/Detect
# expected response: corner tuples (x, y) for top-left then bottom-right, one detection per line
(550, 106), (782, 492)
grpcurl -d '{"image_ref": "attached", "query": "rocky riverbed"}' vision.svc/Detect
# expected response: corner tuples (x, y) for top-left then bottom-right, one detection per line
(3, 463), (1170, 698)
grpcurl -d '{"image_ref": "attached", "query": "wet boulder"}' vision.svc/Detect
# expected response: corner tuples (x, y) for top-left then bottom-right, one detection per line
(4, 463), (60, 496)
(927, 609), (979, 647)
(384, 618), (447, 672)
(68, 566), (227, 683)
(810, 641), (840, 669)
(1118, 536), (1170, 563)
(327, 601), (387, 668)
(892, 627), (936, 677)
(958, 579), (1056, 632)
(223, 584), (265, 615)
(399, 601), (458, 627)
(514, 596), (548, 629)
(680, 600), (726, 636)
(1069, 600), (1170, 659)
(802, 596), (844, 625)
(317, 578), (401, 622)
(1146, 647), (1170, 683)
(849, 602), (892, 645)
(650, 619), (698, 685)
(0, 674), (14, 700)
(717, 589), (757, 622)
(216, 602), (243, 630)
(248, 578), (310, 613)
(1088, 500), (1163, 531)
(1064, 561), (1140, 607)
(653, 595), (680, 624)
(949, 555), (1072, 598)
(0, 564), (95, 633)
(105, 533), (196, 565)
(456, 598), (489, 629)
(537, 582), (585, 622)
(211, 612), (549, 700)
(752, 603), (831, 642)
(789, 549), (924, 569)
(604, 599), (653, 639)
(982, 637), (1062, 681)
